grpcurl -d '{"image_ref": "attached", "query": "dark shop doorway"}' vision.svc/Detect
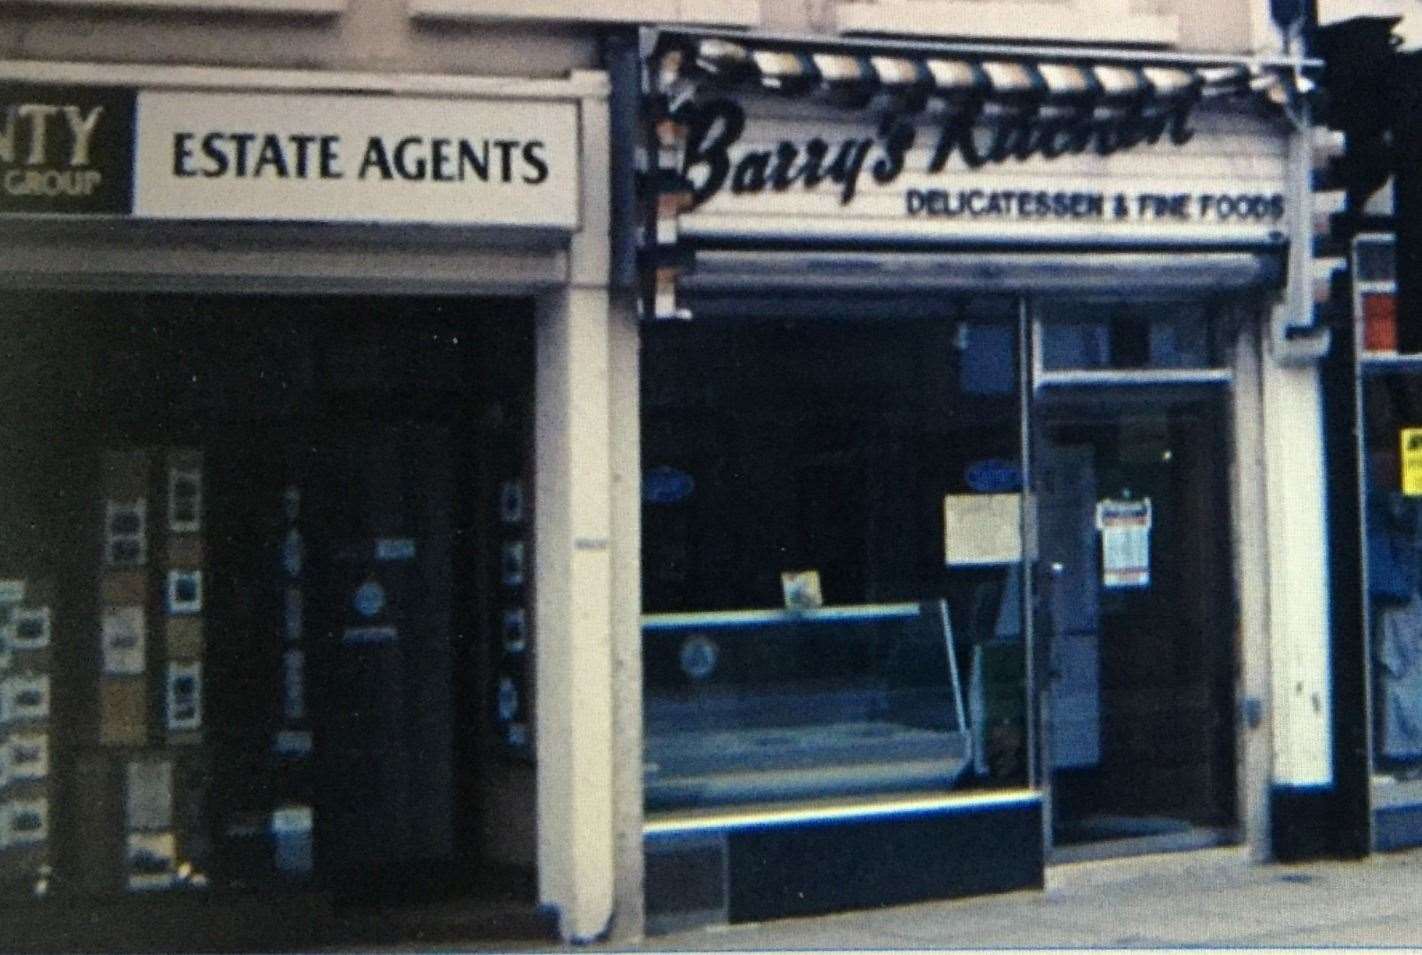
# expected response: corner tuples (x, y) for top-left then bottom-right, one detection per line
(0, 291), (545, 949)
(1035, 389), (1238, 862)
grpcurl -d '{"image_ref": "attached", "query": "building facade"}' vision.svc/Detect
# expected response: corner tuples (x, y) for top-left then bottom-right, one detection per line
(1310, 1), (1422, 865)
(0, 2), (644, 947)
(0, 0), (1351, 949)
(625, 1), (1332, 934)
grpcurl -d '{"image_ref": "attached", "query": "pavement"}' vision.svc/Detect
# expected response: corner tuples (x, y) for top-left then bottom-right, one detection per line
(573, 845), (1422, 950)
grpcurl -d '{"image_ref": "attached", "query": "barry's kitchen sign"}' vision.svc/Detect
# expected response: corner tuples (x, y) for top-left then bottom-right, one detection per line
(664, 95), (1292, 245)
(0, 85), (579, 229)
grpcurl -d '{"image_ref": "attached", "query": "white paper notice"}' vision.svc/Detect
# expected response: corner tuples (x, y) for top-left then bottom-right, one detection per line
(7, 732), (49, 781)
(102, 606), (147, 675)
(166, 660), (203, 732)
(1095, 497), (1152, 589)
(945, 494), (1023, 566)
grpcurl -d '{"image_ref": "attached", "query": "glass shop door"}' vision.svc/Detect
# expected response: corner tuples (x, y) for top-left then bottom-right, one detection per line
(304, 420), (458, 892)
(1029, 299), (1239, 861)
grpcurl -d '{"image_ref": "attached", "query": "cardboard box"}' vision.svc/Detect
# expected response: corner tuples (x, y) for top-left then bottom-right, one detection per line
(165, 616), (204, 662)
(100, 570), (148, 606)
(99, 679), (147, 747)
(166, 535), (204, 568)
(71, 752), (123, 895)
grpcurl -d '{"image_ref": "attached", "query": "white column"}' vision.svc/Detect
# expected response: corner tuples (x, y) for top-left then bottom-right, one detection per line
(1231, 310), (1274, 859)
(1261, 116), (1332, 791)
(608, 288), (645, 942)
(1261, 344), (1333, 788)
(534, 75), (620, 944)
(535, 285), (615, 942)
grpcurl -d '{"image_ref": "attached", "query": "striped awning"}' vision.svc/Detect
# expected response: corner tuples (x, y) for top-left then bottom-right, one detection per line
(635, 30), (1307, 322)
(647, 32), (1294, 115)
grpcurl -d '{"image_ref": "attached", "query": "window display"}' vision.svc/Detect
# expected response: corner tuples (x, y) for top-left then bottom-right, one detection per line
(641, 302), (1030, 812)
(644, 602), (972, 808)
(1361, 374), (1422, 777)
(1037, 301), (1229, 376)
(0, 291), (535, 907)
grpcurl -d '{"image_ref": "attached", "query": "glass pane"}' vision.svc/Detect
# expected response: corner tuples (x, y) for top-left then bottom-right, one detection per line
(0, 292), (533, 908)
(641, 300), (1029, 811)
(1362, 374), (1422, 780)
(1356, 237), (1396, 285)
(1040, 301), (1218, 372)
(1034, 389), (1237, 846)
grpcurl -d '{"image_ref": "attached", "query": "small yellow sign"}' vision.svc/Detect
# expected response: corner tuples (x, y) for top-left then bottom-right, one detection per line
(1402, 428), (1422, 496)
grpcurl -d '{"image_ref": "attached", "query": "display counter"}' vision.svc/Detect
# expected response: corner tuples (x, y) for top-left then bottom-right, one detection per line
(642, 601), (971, 809)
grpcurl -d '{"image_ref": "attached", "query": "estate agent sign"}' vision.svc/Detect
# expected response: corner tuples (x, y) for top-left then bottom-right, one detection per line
(1, 85), (580, 229)
(0, 86), (134, 215)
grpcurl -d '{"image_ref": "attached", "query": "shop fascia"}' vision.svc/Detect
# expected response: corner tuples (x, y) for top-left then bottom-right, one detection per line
(677, 92), (1197, 208)
(0, 84), (578, 228)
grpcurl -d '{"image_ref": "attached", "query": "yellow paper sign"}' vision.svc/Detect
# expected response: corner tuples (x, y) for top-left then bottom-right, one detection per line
(1402, 428), (1422, 496)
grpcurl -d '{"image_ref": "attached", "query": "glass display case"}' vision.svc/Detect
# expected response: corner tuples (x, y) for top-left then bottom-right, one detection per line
(642, 601), (970, 809)
(640, 303), (1031, 814)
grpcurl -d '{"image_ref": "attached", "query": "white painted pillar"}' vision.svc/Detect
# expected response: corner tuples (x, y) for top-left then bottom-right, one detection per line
(1231, 310), (1274, 860)
(1261, 342), (1333, 788)
(607, 288), (645, 943)
(534, 75), (620, 944)
(1261, 116), (1333, 792)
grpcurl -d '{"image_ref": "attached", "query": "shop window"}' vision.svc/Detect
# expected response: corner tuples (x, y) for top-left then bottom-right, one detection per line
(1035, 300), (1231, 387)
(641, 300), (1031, 813)
(1360, 373), (1422, 789)
(0, 292), (535, 925)
(1355, 235), (1422, 814)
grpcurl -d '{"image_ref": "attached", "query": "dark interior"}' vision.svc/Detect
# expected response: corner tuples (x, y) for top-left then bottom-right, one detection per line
(1040, 392), (1238, 847)
(640, 304), (1031, 800)
(0, 292), (537, 916)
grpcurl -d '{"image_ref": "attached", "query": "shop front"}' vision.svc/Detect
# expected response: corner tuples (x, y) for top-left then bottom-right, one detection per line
(0, 64), (626, 948)
(1332, 230), (1422, 855)
(633, 27), (1330, 931)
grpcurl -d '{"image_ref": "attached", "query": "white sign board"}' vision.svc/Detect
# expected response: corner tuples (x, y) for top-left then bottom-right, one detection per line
(134, 91), (579, 228)
(1096, 497), (1153, 589)
(674, 97), (1290, 248)
(945, 493), (1023, 566)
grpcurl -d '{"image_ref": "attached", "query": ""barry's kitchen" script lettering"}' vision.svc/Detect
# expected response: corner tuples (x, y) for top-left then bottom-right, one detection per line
(675, 96), (1197, 209)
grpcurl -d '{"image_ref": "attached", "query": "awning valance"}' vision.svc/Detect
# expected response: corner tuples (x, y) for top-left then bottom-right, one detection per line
(645, 30), (1298, 115)
(635, 29), (1308, 321)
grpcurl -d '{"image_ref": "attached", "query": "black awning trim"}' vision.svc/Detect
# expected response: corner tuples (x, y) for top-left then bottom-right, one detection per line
(648, 32), (1288, 115)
